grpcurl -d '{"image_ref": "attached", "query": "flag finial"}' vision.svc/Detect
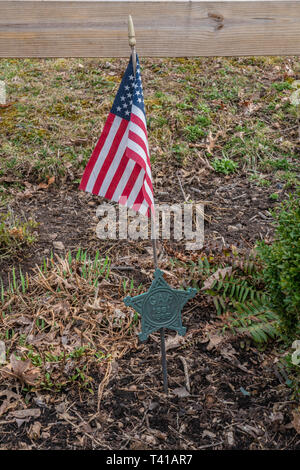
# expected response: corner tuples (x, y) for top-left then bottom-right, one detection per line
(128, 15), (137, 75)
(128, 15), (136, 47)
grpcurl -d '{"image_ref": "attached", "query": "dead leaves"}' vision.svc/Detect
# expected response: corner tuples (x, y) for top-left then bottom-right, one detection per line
(205, 130), (224, 154)
(9, 409), (41, 429)
(10, 408), (41, 419)
(1, 354), (40, 386)
(172, 386), (190, 398)
(206, 334), (224, 351)
(28, 421), (42, 440)
(0, 390), (22, 417)
(165, 334), (186, 352)
(0, 390), (42, 432)
(16, 176), (55, 199)
(201, 266), (232, 291)
(290, 408), (300, 434)
(37, 175), (55, 190)
(240, 100), (262, 116)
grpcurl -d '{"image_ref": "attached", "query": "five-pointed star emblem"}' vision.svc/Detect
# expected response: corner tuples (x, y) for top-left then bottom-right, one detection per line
(124, 269), (197, 341)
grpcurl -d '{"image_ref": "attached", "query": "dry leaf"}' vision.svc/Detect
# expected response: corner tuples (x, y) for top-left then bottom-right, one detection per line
(206, 130), (223, 154)
(165, 334), (186, 351)
(291, 408), (300, 434)
(10, 408), (41, 419)
(202, 430), (216, 439)
(1, 354), (40, 386)
(142, 434), (158, 446)
(206, 334), (224, 351)
(0, 390), (21, 417)
(28, 421), (42, 440)
(172, 386), (190, 398)
(205, 394), (216, 408)
(37, 182), (49, 190)
(201, 267), (232, 291)
(227, 431), (235, 446)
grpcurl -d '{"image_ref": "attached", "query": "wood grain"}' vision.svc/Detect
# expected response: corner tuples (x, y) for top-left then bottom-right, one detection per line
(1, 1), (300, 58)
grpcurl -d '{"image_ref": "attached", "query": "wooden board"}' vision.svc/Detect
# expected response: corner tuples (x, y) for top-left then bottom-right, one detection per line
(1, 1), (300, 57)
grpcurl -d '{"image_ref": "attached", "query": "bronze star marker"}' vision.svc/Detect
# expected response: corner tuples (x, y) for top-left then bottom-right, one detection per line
(124, 268), (197, 342)
(124, 268), (197, 393)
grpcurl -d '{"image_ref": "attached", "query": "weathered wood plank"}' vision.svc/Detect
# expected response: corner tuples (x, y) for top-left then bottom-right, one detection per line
(0, 1), (300, 57)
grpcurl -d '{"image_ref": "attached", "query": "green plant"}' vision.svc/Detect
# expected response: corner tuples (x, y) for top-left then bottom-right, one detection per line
(272, 81), (293, 92)
(257, 189), (300, 339)
(0, 212), (38, 260)
(280, 351), (300, 399)
(189, 254), (279, 343)
(261, 157), (290, 171)
(205, 270), (278, 343)
(184, 124), (206, 142)
(211, 157), (239, 175)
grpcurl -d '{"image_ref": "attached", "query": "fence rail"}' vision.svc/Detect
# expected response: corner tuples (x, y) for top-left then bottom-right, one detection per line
(1, 1), (300, 57)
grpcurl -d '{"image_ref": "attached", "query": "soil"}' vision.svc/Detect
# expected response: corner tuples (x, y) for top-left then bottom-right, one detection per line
(1, 169), (281, 285)
(0, 170), (299, 451)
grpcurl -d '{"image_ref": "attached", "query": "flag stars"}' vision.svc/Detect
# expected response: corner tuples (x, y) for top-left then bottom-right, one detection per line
(111, 56), (145, 120)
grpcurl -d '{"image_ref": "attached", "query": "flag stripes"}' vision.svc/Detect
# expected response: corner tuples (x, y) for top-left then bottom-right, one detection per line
(79, 55), (154, 217)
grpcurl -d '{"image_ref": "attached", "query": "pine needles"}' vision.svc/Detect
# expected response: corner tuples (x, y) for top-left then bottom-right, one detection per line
(0, 250), (140, 402)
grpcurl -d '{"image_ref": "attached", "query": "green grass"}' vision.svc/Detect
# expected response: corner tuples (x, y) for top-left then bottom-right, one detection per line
(211, 157), (239, 175)
(0, 56), (299, 192)
(0, 212), (38, 260)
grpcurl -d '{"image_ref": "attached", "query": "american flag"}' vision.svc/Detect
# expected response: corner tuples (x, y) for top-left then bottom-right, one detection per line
(79, 55), (154, 217)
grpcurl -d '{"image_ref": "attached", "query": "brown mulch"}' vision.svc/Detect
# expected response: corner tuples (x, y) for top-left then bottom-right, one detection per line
(0, 169), (299, 450)
(0, 167), (282, 286)
(0, 304), (298, 450)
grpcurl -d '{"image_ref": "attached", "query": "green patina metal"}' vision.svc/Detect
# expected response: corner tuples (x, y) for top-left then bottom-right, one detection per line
(124, 268), (197, 341)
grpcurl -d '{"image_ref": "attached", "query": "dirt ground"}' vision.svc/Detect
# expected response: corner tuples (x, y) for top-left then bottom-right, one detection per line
(0, 171), (299, 451)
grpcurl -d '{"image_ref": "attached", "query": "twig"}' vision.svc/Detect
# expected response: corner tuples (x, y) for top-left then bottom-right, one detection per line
(179, 355), (191, 392)
(97, 359), (113, 412)
(168, 425), (197, 450)
(176, 171), (188, 202)
(59, 410), (110, 449)
(111, 265), (137, 271)
(198, 441), (224, 450)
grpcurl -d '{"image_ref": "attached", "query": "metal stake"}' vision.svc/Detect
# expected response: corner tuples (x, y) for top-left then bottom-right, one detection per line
(160, 327), (168, 393)
(151, 213), (168, 394)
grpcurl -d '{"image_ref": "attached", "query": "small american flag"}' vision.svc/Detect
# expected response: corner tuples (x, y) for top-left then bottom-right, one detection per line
(80, 55), (154, 217)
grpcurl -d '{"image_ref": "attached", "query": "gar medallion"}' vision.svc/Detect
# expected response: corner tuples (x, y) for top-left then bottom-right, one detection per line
(124, 269), (197, 341)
